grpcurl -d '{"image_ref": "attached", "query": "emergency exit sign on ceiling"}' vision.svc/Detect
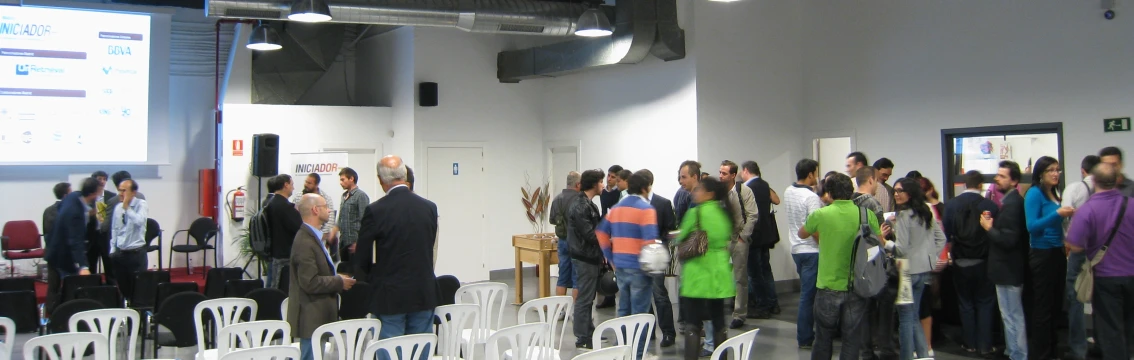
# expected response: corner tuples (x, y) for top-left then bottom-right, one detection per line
(1104, 117), (1130, 133)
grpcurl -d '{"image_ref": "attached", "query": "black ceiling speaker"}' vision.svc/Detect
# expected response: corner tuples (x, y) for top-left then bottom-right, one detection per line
(419, 82), (438, 107)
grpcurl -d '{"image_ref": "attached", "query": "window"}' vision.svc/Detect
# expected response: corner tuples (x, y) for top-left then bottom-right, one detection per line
(940, 123), (1063, 199)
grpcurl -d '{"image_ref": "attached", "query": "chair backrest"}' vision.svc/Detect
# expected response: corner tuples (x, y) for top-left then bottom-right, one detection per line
(145, 218), (161, 245)
(0, 316), (14, 360)
(571, 345), (632, 360)
(188, 217), (218, 246)
(362, 333), (436, 360)
(155, 282), (199, 312)
(194, 298), (258, 352)
(23, 332), (108, 360)
(131, 270), (171, 308)
(60, 275), (102, 303)
(436, 275), (460, 305)
(74, 285), (122, 308)
(48, 299), (104, 334)
(2, 220), (41, 251)
(224, 279), (265, 298)
(517, 296), (572, 352)
(338, 281), (372, 320)
(219, 345), (301, 360)
(454, 282), (508, 343)
(216, 320), (292, 358)
(0, 277), (35, 293)
(311, 319), (382, 360)
(153, 292), (207, 347)
(280, 298), (289, 322)
(246, 288), (288, 321)
(709, 328), (758, 360)
(592, 314), (655, 354)
(205, 268), (245, 299)
(433, 304), (478, 360)
(0, 290), (38, 332)
(68, 308), (140, 360)
(484, 323), (548, 360)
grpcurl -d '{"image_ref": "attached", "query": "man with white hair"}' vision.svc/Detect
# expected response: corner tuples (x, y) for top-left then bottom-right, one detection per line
(351, 155), (440, 345)
(550, 171), (582, 299)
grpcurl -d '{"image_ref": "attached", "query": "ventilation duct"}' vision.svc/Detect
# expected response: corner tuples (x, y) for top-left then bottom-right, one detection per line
(206, 0), (589, 36)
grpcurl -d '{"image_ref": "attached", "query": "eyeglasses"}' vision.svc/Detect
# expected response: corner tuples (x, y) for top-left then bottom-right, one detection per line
(894, 188), (906, 193)
(1045, 168), (1062, 174)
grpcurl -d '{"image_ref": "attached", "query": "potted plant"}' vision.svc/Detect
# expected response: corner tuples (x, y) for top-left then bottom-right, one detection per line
(520, 173), (551, 235)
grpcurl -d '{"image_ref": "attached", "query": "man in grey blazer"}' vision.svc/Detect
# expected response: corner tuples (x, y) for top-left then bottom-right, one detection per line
(289, 194), (356, 360)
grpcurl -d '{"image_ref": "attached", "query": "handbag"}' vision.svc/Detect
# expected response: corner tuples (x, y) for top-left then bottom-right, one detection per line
(675, 208), (708, 262)
(1074, 195), (1128, 303)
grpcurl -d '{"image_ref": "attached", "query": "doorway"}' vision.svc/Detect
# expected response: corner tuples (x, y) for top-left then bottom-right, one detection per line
(815, 137), (852, 177)
(548, 144), (580, 198)
(426, 146), (488, 282)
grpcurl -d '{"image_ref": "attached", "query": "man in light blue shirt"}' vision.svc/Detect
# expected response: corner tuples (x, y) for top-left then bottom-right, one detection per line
(109, 178), (148, 300)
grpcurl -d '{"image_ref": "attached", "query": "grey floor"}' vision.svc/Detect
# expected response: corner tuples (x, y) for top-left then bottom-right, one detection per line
(7, 275), (977, 360)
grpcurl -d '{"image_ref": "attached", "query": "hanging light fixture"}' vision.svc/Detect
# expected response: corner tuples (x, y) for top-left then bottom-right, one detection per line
(246, 23), (282, 51)
(288, 0), (332, 22)
(574, 7), (612, 37)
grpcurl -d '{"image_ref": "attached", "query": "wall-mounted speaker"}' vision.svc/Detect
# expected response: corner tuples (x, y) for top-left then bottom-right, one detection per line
(251, 133), (279, 177)
(420, 82), (438, 107)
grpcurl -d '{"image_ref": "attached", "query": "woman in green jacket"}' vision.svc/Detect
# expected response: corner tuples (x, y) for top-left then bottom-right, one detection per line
(674, 176), (737, 359)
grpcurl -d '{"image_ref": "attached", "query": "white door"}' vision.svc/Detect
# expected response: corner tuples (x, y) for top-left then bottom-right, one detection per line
(550, 147), (579, 192)
(427, 147), (488, 282)
(815, 137), (852, 177)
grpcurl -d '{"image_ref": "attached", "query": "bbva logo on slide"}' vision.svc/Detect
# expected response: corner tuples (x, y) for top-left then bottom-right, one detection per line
(107, 45), (132, 56)
(15, 64), (64, 75)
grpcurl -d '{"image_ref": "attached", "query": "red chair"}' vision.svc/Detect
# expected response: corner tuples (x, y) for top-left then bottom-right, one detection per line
(1, 220), (46, 277)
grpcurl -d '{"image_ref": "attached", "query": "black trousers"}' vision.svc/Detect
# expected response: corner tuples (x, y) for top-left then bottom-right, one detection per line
(680, 297), (725, 330)
(110, 248), (148, 302)
(1027, 248), (1066, 360)
(652, 275), (677, 337)
(861, 284), (898, 359)
(955, 262), (997, 352)
(86, 231), (112, 278)
(1093, 276), (1134, 360)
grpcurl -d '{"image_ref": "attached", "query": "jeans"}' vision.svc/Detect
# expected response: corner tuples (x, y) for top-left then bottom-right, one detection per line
(557, 239), (577, 288)
(1092, 276), (1134, 360)
(730, 238), (750, 320)
(299, 338), (314, 360)
(616, 268), (653, 317)
(110, 248), (148, 303)
(812, 289), (867, 360)
(1028, 248), (1065, 360)
(996, 284), (1028, 360)
(377, 310), (435, 360)
(793, 253), (819, 346)
(954, 262), (996, 352)
(268, 258), (290, 289)
(861, 284), (897, 359)
(898, 272), (930, 360)
(747, 246), (778, 312)
(651, 274), (676, 337)
(1065, 251), (1088, 359)
(573, 260), (601, 343)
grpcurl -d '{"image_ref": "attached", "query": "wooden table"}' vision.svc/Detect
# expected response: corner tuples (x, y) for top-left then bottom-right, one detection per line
(512, 233), (559, 304)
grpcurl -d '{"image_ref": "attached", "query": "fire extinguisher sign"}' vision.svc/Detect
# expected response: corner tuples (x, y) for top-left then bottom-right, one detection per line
(233, 140), (244, 156)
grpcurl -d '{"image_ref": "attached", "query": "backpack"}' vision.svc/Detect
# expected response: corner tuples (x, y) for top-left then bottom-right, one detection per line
(849, 206), (886, 298)
(247, 194), (274, 258)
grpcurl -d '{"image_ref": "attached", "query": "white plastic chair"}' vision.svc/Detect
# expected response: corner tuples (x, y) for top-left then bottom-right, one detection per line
(455, 282), (508, 358)
(216, 320), (292, 359)
(0, 317), (14, 360)
(591, 314), (655, 358)
(362, 333), (437, 360)
(68, 308), (141, 360)
(484, 323), (548, 360)
(22, 332), (109, 360)
(281, 298), (289, 322)
(311, 318), (382, 360)
(511, 296), (572, 360)
(570, 345), (631, 360)
(194, 298), (258, 360)
(433, 304), (478, 360)
(218, 345), (301, 360)
(708, 328), (759, 360)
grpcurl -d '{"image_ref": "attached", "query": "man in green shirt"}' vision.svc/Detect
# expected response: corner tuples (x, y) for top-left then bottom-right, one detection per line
(799, 173), (879, 360)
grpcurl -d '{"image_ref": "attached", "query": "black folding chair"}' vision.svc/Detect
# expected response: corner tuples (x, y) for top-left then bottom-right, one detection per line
(169, 217), (217, 277)
(75, 285), (123, 308)
(0, 277), (35, 293)
(153, 282), (199, 313)
(150, 292), (206, 358)
(436, 275), (461, 305)
(145, 218), (164, 270)
(131, 270), (171, 310)
(278, 266), (290, 293)
(223, 279), (264, 298)
(0, 290), (37, 332)
(339, 281), (373, 320)
(60, 274), (102, 304)
(203, 267), (243, 299)
(246, 288), (287, 321)
(42, 299), (104, 335)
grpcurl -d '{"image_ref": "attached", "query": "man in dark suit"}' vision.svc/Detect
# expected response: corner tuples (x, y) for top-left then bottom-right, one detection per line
(980, 160), (1029, 360)
(47, 177), (101, 279)
(740, 160), (781, 318)
(600, 165), (624, 216)
(289, 194), (356, 360)
(352, 155), (439, 342)
(265, 174), (302, 289)
(641, 170), (677, 347)
(43, 182), (71, 240)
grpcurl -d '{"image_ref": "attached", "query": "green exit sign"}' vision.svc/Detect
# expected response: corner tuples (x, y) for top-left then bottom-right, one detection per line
(1104, 117), (1131, 133)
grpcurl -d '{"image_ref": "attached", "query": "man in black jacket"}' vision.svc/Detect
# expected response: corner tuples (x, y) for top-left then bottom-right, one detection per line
(944, 171), (999, 356)
(980, 161), (1029, 360)
(47, 177), (101, 278)
(740, 160), (781, 317)
(641, 169), (677, 347)
(265, 174), (302, 289)
(569, 169), (605, 350)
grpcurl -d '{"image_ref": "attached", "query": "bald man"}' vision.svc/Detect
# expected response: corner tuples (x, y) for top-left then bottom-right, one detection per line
(289, 194), (356, 360)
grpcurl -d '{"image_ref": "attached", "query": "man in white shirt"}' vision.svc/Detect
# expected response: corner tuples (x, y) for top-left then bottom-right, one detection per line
(1060, 154), (1100, 360)
(784, 159), (824, 349)
(109, 178), (149, 300)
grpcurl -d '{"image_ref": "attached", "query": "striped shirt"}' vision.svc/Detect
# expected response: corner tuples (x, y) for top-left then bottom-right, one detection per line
(784, 184), (823, 254)
(337, 187), (370, 247)
(596, 195), (659, 269)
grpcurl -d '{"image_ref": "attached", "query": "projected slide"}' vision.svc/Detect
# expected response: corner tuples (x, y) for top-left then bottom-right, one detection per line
(0, 6), (151, 163)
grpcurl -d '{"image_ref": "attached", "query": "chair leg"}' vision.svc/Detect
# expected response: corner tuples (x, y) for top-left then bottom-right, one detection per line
(186, 252), (191, 275)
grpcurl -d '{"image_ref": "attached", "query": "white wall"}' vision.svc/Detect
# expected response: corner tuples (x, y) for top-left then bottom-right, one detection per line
(217, 105), (392, 266)
(802, 0), (1134, 187)
(356, 27), (416, 165)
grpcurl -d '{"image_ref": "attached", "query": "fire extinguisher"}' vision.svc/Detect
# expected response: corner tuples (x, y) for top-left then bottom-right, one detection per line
(227, 187), (246, 221)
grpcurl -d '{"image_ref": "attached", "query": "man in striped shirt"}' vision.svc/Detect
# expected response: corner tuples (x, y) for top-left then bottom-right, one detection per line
(597, 170), (660, 318)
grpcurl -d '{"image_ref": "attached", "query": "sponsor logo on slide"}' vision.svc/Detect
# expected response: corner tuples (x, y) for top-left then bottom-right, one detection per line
(15, 64), (65, 75)
(107, 45), (132, 56)
(0, 22), (52, 37)
(101, 66), (137, 75)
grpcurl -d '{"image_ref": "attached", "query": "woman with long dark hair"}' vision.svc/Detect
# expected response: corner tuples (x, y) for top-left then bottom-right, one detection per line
(915, 176), (946, 355)
(674, 176), (736, 359)
(881, 178), (946, 360)
(1023, 156), (1074, 360)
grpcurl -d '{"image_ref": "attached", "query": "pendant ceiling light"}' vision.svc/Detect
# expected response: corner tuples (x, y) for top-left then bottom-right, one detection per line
(574, 7), (612, 37)
(288, 0), (332, 22)
(246, 23), (282, 51)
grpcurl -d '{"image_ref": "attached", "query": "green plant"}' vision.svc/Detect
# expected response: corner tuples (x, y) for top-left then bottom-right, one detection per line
(229, 227), (269, 271)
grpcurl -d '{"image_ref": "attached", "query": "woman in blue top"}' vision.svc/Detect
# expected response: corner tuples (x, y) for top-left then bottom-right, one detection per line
(1023, 155), (1074, 360)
